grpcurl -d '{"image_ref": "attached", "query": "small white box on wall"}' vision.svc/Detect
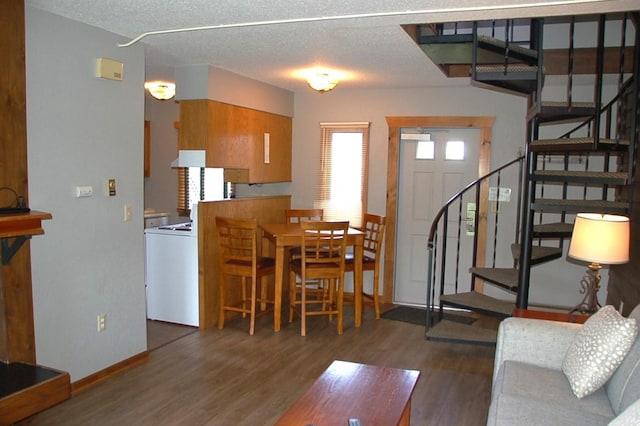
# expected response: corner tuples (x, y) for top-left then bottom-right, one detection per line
(96, 58), (123, 81)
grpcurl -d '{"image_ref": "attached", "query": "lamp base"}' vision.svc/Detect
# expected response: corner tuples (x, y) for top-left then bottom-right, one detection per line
(569, 263), (602, 315)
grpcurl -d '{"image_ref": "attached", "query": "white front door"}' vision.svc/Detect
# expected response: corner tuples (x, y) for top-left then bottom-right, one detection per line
(394, 128), (481, 306)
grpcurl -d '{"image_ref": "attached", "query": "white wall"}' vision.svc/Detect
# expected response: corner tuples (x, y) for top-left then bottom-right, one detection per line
(144, 98), (181, 224)
(26, 7), (147, 381)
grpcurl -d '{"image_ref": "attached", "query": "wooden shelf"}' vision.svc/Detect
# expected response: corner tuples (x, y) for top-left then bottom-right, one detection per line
(0, 210), (52, 238)
(0, 211), (52, 264)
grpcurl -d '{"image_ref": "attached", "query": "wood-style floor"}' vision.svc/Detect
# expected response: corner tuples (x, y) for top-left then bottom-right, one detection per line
(24, 307), (498, 425)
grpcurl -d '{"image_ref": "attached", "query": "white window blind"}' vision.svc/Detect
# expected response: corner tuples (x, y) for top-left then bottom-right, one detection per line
(315, 122), (370, 228)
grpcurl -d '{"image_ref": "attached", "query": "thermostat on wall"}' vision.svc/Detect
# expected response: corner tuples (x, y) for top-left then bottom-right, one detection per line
(96, 58), (123, 81)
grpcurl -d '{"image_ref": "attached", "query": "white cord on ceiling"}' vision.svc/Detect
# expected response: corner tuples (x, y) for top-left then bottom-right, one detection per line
(118, 0), (612, 47)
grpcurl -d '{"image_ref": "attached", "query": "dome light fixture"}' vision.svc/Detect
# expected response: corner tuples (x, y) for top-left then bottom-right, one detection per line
(144, 81), (176, 100)
(306, 72), (339, 93)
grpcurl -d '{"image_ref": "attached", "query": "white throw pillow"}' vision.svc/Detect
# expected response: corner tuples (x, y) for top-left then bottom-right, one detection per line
(562, 305), (638, 399)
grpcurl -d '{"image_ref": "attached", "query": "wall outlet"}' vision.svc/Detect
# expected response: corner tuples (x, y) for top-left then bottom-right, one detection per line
(97, 314), (106, 332)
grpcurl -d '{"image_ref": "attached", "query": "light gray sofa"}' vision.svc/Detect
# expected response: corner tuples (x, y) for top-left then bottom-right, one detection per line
(487, 306), (640, 425)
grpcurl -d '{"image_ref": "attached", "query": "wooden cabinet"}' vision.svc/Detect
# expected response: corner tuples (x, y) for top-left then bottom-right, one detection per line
(179, 100), (292, 183)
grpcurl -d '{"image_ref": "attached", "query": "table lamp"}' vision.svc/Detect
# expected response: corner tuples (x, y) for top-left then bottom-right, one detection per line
(567, 213), (630, 314)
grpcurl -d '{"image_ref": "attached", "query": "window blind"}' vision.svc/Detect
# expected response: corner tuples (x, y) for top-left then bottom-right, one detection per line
(316, 122), (370, 229)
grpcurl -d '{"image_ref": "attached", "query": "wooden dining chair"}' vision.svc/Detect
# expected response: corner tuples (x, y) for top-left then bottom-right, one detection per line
(285, 208), (325, 297)
(288, 220), (349, 336)
(216, 216), (275, 335)
(345, 213), (386, 319)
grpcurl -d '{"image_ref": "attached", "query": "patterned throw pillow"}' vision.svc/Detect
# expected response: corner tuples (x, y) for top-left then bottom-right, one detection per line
(562, 305), (638, 399)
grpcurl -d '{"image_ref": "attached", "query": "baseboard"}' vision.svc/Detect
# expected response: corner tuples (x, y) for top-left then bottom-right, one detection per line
(71, 351), (150, 395)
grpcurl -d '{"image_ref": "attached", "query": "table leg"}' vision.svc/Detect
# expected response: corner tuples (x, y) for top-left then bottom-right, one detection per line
(354, 235), (363, 327)
(399, 399), (411, 426)
(274, 243), (285, 332)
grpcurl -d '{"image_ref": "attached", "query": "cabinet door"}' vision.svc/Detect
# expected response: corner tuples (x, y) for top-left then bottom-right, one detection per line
(249, 110), (292, 183)
(179, 100), (209, 151)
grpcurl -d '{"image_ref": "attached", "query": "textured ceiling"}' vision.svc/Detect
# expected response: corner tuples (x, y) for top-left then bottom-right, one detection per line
(26, 0), (639, 93)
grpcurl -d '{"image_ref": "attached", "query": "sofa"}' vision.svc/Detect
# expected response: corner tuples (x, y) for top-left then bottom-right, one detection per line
(487, 305), (640, 425)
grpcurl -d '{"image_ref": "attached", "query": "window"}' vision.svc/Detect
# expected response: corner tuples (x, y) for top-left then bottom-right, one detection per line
(177, 167), (202, 216)
(316, 122), (370, 228)
(445, 140), (465, 160)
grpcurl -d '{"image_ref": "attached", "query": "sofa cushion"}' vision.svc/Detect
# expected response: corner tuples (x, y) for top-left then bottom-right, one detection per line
(606, 305), (640, 415)
(562, 305), (638, 398)
(608, 398), (640, 426)
(488, 393), (613, 426)
(495, 360), (614, 418)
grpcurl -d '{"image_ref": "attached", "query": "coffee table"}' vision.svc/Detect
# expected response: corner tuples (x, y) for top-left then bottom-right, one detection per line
(275, 360), (420, 425)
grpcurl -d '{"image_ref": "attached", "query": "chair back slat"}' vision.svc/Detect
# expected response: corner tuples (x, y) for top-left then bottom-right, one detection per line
(285, 208), (324, 224)
(301, 221), (349, 266)
(216, 217), (258, 268)
(361, 213), (386, 259)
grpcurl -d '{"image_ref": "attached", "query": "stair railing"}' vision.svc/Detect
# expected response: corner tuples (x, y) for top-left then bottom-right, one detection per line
(426, 156), (524, 329)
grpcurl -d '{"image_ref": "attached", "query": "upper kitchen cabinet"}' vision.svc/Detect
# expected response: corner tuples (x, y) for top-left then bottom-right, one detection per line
(179, 99), (292, 183)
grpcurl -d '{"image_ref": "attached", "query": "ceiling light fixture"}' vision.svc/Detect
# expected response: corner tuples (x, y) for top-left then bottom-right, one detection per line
(306, 72), (339, 93)
(144, 81), (176, 100)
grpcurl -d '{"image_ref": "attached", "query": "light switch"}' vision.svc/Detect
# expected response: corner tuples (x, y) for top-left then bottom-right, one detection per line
(106, 179), (116, 196)
(75, 186), (93, 198)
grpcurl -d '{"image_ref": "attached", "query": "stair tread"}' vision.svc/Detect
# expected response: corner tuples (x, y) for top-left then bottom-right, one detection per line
(419, 34), (537, 66)
(475, 64), (539, 73)
(533, 222), (574, 237)
(531, 170), (628, 184)
(528, 101), (597, 122)
(511, 244), (563, 264)
(440, 291), (514, 317)
(469, 267), (519, 292)
(531, 137), (629, 152)
(540, 101), (595, 109)
(426, 319), (497, 345)
(534, 170), (627, 178)
(477, 35), (538, 59)
(532, 198), (628, 213)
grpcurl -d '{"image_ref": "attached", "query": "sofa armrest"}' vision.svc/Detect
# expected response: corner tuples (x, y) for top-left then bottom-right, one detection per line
(493, 317), (582, 383)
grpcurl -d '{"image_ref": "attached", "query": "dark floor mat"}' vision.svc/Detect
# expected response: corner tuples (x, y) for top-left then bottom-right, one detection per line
(381, 306), (476, 326)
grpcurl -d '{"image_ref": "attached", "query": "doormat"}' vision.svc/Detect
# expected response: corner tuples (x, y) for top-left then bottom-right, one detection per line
(381, 306), (476, 326)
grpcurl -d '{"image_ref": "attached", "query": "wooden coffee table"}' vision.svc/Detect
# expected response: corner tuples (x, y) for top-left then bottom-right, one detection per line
(512, 308), (589, 324)
(275, 360), (420, 426)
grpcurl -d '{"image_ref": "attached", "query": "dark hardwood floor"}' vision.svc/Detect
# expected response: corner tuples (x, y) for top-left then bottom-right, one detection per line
(24, 307), (498, 425)
(146, 320), (198, 351)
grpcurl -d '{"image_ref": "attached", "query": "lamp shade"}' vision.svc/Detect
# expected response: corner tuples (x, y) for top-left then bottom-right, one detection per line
(306, 72), (339, 93)
(568, 213), (630, 264)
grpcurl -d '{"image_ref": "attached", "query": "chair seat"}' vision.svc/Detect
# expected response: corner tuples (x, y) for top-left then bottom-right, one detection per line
(226, 257), (275, 269)
(345, 253), (376, 266)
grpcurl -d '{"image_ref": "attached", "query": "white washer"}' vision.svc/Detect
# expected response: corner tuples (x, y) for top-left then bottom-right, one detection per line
(144, 222), (199, 326)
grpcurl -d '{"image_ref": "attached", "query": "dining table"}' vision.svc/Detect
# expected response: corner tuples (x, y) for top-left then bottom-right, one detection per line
(259, 222), (364, 332)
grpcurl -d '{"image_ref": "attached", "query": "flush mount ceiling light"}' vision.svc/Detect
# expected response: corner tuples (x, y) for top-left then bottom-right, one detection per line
(144, 81), (176, 100)
(306, 72), (339, 93)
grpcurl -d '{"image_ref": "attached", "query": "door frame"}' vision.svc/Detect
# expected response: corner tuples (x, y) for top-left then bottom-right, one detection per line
(383, 116), (495, 304)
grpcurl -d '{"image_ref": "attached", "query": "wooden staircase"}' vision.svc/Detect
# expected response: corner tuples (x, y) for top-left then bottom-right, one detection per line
(419, 13), (639, 345)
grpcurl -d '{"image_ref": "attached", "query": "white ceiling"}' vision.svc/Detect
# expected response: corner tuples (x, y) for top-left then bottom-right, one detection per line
(26, 0), (639, 93)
